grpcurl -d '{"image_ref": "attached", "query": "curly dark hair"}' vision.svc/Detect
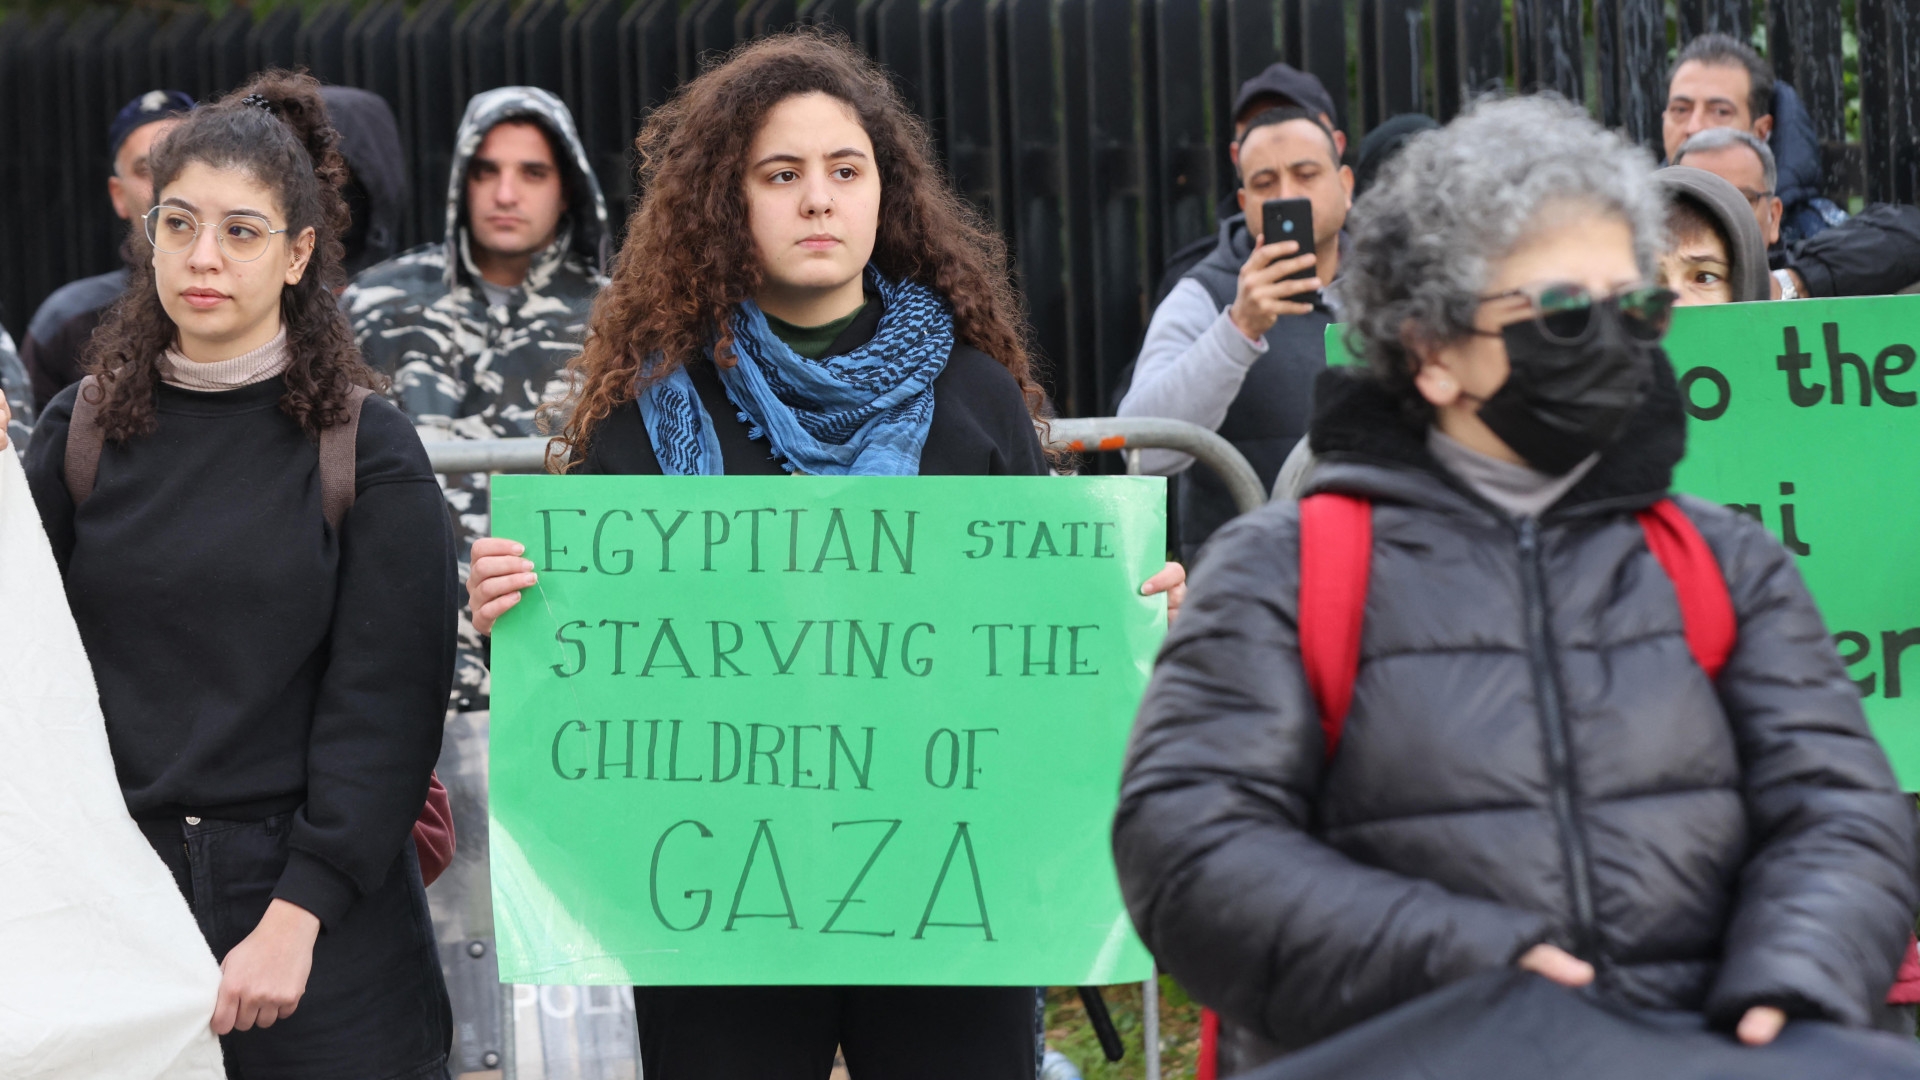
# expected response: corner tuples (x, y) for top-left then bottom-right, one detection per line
(554, 28), (1047, 468)
(83, 69), (383, 442)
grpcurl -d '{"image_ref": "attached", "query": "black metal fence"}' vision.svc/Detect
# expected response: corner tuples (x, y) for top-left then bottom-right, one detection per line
(3, 0), (1917, 417)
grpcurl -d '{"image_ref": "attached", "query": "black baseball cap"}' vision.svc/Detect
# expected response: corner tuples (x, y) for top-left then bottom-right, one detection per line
(1232, 63), (1338, 129)
(108, 89), (195, 163)
(1354, 112), (1439, 196)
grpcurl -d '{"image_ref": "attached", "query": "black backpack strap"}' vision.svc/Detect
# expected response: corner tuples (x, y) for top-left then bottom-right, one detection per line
(319, 385), (375, 532)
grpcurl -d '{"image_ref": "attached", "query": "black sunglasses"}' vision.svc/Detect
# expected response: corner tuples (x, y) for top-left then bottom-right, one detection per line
(1476, 283), (1678, 345)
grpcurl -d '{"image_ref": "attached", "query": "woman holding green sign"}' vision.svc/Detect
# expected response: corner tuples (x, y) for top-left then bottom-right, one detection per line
(1116, 95), (1919, 1068)
(466, 29), (1182, 1080)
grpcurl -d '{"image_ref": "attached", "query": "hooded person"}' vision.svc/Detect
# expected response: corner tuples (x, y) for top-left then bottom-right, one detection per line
(321, 86), (407, 277)
(1668, 124), (1920, 300)
(342, 85), (610, 717)
(1654, 166), (1771, 305)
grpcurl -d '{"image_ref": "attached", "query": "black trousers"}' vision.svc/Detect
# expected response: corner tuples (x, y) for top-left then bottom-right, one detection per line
(634, 984), (1040, 1080)
(140, 813), (452, 1080)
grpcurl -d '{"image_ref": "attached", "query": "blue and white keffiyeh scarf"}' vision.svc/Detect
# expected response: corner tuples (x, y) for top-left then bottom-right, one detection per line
(637, 271), (954, 476)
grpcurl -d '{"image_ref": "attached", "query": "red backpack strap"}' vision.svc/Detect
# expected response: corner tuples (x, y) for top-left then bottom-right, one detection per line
(412, 773), (456, 887)
(1636, 498), (1735, 681)
(1196, 1007), (1220, 1080)
(1298, 493), (1373, 760)
(1634, 500), (1913, 1000)
(1888, 937), (1920, 1005)
(1219, 493), (1365, 1075)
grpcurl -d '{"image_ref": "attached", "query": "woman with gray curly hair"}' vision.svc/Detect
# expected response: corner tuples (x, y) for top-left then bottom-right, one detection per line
(1114, 95), (1916, 1062)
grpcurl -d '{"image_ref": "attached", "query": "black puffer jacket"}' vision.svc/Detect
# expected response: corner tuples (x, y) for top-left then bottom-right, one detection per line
(1114, 359), (1918, 1053)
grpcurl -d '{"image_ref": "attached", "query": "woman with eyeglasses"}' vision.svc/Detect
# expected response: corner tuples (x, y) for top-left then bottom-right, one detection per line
(24, 71), (456, 1076)
(1114, 95), (1917, 1061)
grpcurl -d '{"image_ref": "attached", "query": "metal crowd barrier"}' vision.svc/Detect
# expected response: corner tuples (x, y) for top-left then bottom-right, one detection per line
(1047, 416), (1266, 514)
(422, 437), (553, 475)
(422, 415), (1267, 514)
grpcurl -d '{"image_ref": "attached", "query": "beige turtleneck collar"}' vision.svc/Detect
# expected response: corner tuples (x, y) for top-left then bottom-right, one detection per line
(163, 327), (292, 392)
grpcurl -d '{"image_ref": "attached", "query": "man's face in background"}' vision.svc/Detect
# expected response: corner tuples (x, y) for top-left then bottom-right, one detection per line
(109, 118), (183, 222)
(1236, 118), (1353, 254)
(1663, 60), (1772, 163)
(466, 120), (569, 260)
(1677, 141), (1782, 247)
(1660, 213), (1734, 307)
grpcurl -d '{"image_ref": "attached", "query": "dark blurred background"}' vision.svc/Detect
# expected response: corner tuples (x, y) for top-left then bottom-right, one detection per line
(0, 0), (1910, 417)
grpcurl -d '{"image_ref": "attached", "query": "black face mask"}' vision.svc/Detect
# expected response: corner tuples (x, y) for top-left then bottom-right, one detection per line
(1473, 305), (1652, 475)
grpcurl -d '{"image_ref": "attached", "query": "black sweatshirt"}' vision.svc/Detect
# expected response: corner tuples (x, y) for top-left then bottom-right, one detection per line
(1774, 202), (1920, 298)
(26, 377), (457, 929)
(578, 298), (1050, 478)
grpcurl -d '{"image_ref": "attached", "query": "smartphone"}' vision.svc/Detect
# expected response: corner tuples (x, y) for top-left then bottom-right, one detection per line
(1261, 197), (1317, 282)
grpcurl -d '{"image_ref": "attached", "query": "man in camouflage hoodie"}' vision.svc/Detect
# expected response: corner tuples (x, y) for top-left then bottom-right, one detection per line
(344, 86), (609, 714)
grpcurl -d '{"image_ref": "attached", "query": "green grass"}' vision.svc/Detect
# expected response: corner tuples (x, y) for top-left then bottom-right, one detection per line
(1045, 976), (1204, 1080)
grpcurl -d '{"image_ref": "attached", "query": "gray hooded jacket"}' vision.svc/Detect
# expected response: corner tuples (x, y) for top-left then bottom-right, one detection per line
(341, 86), (610, 713)
(1655, 166), (1771, 303)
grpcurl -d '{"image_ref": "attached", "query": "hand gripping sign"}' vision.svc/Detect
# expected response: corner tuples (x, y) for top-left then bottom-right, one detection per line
(487, 474), (1166, 986)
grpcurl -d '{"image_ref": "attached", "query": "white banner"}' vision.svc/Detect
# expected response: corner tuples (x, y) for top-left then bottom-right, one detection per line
(0, 444), (224, 1079)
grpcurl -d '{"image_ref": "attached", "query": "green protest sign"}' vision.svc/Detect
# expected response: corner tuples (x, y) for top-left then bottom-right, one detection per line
(487, 475), (1166, 986)
(1666, 295), (1920, 787)
(1329, 294), (1920, 786)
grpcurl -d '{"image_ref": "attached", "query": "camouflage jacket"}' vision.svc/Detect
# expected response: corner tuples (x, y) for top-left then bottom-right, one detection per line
(2, 327), (32, 450)
(342, 86), (609, 713)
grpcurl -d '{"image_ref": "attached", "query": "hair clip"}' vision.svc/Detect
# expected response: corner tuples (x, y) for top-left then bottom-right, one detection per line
(240, 93), (276, 114)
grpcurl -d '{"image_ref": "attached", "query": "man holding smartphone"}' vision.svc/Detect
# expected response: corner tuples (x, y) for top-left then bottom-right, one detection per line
(1119, 106), (1353, 563)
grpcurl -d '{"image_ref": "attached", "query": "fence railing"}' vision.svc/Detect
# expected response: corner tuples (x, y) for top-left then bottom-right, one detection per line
(422, 436), (556, 476)
(1048, 416), (1267, 514)
(422, 414), (1269, 512)
(4, 0), (1916, 422)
